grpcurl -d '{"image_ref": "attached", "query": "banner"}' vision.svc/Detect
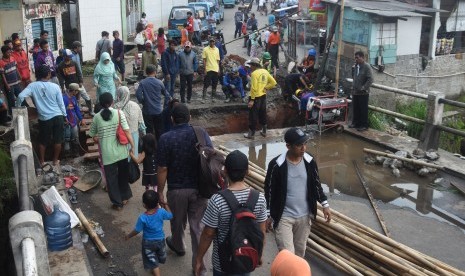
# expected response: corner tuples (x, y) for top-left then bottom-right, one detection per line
(0, 0), (20, 10)
(310, 0), (326, 12)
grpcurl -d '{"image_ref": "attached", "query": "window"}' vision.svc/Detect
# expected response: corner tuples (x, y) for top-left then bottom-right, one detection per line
(32, 18), (58, 51)
(374, 23), (396, 45)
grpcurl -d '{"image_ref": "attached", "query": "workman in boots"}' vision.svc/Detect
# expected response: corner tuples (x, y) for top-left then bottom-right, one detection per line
(201, 37), (220, 103)
(222, 67), (245, 103)
(244, 58), (276, 139)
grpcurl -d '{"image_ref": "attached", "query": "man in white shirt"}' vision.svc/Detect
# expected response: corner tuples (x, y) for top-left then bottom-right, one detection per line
(193, 13), (202, 45)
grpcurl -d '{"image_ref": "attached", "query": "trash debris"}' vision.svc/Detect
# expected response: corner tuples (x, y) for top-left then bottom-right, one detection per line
(61, 165), (77, 172)
(392, 168), (401, 178)
(81, 233), (89, 243)
(425, 150), (440, 161)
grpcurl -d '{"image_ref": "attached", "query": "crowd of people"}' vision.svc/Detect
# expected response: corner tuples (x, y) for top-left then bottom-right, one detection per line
(0, 4), (378, 275)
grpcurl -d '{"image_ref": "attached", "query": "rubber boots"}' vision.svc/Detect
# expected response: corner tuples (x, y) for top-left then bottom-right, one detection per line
(211, 89), (216, 103)
(201, 89), (207, 104)
(244, 129), (255, 139)
(86, 100), (95, 116)
(260, 125), (267, 137)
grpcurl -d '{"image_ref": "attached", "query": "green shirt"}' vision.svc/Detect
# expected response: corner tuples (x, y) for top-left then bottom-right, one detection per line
(89, 108), (129, 165)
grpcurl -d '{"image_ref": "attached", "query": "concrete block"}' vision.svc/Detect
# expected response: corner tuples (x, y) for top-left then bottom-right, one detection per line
(10, 141), (38, 196)
(9, 211), (51, 276)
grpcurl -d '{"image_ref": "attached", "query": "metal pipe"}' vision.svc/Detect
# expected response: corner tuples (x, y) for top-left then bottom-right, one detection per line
(346, 78), (428, 99)
(21, 237), (38, 276)
(17, 115), (25, 141)
(368, 105), (425, 124)
(18, 154), (30, 212)
(438, 98), (465, 109)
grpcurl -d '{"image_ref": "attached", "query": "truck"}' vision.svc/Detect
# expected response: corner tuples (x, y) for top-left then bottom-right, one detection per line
(167, 6), (196, 42)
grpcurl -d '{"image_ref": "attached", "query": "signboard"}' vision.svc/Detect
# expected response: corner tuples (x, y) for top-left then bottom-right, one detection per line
(310, 0), (325, 12)
(0, 0), (20, 10)
(24, 4), (60, 20)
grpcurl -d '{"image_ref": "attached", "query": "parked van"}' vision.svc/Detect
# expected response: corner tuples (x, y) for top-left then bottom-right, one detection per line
(189, 2), (210, 29)
(168, 6), (195, 41)
(223, 0), (236, 8)
(205, 0), (224, 23)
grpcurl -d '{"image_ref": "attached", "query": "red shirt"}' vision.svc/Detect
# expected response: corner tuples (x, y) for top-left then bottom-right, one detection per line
(11, 49), (31, 81)
(268, 32), (281, 45)
(186, 16), (194, 33)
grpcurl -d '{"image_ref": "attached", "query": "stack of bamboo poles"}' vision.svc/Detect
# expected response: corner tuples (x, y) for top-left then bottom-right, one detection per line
(217, 146), (465, 276)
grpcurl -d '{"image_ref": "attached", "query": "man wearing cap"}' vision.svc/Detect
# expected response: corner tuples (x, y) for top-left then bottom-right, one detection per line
(71, 41), (94, 116)
(157, 104), (212, 275)
(179, 41), (198, 104)
(222, 67), (245, 103)
(195, 150), (267, 276)
(244, 57), (276, 139)
(160, 40), (180, 98)
(57, 49), (83, 92)
(11, 39), (31, 87)
(268, 26), (280, 69)
(201, 37), (220, 103)
(136, 64), (170, 140)
(264, 127), (331, 257)
(17, 65), (67, 167)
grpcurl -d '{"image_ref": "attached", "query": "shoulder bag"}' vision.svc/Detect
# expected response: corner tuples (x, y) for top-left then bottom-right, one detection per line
(116, 110), (129, 145)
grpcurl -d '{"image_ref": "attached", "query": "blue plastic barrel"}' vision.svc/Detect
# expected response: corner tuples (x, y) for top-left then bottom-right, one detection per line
(44, 204), (73, 251)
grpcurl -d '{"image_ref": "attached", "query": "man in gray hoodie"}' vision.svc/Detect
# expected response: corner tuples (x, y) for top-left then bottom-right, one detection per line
(351, 51), (373, 132)
(178, 41), (198, 104)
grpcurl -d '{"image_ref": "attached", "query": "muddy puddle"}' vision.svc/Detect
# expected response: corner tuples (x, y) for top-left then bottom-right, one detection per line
(236, 133), (465, 230)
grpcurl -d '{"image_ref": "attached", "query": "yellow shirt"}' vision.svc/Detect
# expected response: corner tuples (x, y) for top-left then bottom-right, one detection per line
(202, 46), (220, 73)
(250, 68), (277, 99)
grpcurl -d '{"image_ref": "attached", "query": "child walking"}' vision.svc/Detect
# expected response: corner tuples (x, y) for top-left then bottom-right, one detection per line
(129, 133), (157, 190)
(62, 83), (84, 154)
(125, 190), (173, 276)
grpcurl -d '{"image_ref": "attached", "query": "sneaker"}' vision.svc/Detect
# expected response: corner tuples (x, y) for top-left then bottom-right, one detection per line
(242, 97), (247, 103)
(224, 98), (231, 103)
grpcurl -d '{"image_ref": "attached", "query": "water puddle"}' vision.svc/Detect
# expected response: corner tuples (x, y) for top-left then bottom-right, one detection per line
(236, 133), (465, 230)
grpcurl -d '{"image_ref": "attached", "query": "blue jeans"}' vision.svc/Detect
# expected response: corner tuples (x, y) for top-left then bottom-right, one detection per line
(163, 74), (177, 98)
(142, 239), (167, 270)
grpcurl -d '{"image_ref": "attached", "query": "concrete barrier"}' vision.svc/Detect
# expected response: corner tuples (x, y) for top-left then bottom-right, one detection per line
(9, 210), (51, 276)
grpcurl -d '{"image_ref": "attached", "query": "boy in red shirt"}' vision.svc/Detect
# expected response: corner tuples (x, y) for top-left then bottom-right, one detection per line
(0, 45), (23, 114)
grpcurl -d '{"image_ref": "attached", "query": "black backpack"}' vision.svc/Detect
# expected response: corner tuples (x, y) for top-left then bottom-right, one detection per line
(218, 189), (264, 274)
(193, 126), (226, 198)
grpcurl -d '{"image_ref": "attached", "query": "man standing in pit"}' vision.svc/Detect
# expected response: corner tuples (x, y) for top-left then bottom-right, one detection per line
(244, 58), (276, 139)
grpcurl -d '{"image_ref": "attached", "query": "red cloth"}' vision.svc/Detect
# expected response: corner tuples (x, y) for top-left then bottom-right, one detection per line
(11, 50), (31, 81)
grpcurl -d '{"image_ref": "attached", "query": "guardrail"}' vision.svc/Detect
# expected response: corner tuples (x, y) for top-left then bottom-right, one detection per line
(9, 107), (50, 276)
(346, 78), (465, 150)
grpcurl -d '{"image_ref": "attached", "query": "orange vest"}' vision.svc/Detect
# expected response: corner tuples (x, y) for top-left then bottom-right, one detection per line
(181, 29), (188, 46)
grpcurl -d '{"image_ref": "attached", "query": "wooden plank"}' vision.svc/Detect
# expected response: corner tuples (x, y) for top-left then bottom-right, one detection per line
(86, 138), (94, 146)
(83, 152), (99, 161)
(87, 145), (99, 153)
(450, 182), (465, 195)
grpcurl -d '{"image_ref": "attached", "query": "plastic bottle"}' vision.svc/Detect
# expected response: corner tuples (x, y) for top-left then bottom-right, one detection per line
(44, 204), (73, 251)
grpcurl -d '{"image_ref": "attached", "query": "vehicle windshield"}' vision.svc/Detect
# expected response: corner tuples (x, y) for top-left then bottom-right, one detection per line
(195, 7), (207, 19)
(171, 8), (192, 20)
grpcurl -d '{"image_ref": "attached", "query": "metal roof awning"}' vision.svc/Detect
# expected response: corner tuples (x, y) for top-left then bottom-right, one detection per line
(322, 0), (445, 18)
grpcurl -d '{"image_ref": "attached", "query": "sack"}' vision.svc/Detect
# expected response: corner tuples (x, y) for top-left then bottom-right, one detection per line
(116, 110), (129, 145)
(193, 126), (226, 198)
(218, 189), (264, 274)
(135, 32), (145, 45)
(128, 160), (140, 184)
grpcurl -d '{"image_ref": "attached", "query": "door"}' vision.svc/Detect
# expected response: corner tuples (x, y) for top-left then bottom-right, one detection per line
(127, 0), (141, 37)
(32, 18), (57, 51)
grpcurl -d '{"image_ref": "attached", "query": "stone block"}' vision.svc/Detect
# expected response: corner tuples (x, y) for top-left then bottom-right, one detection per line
(9, 211), (51, 276)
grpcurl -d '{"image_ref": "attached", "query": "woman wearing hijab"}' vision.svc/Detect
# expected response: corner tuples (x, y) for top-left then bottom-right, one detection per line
(93, 52), (121, 103)
(89, 92), (135, 211)
(114, 86), (146, 157)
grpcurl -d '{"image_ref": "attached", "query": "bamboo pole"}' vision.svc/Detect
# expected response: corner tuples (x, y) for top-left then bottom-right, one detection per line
(75, 208), (110, 257)
(353, 160), (390, 237)
(307, 247), (350, 274)
(307, 238), (364, 276)
(314, 216), (428, 276)
(308, 232), (382, 276)
(334, 0), (346, 99)
(363, 148), (444, 170)
(321, 208), (458, 276)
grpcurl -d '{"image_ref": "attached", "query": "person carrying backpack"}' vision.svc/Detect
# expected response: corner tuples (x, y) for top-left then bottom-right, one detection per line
(195, 150), (267, 276)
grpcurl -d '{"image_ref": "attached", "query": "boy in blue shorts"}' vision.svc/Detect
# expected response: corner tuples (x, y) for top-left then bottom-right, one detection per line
(125, 190), (173, 276)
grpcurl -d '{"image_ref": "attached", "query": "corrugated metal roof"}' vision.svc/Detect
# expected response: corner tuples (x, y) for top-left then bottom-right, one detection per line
(322, 0), (445, 18)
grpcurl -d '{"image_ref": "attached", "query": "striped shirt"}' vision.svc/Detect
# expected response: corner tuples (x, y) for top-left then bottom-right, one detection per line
(201, 188), (267, 273)
(89, 108), (129, 165)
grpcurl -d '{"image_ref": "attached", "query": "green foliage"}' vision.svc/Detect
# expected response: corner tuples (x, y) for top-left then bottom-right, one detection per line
(396, 100), (426, 138)
(368, 111), (388, 131)
(439, 118), (465, 153)
(81, 63), (95, 77)
(0, 148), (15, 217)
